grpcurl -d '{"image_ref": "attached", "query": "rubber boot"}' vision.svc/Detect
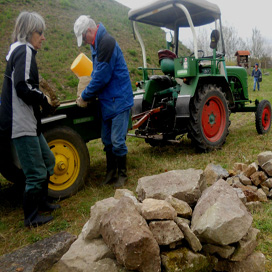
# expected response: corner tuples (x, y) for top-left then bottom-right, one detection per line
(101, 151), (117, 185)
(114, 155), (127, 188)
(23, 190), (53, 227)
(39, 175), (61, 212)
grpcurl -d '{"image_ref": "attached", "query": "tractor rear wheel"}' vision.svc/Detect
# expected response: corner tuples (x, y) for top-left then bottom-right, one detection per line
(44, 126), (90, 199)
(255, 100), (271, 134)
(188, 84), (230, 151)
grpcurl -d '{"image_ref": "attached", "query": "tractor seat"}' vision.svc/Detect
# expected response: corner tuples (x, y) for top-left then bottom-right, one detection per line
(149, 75), (173, 87)
(158, 49), (177, 62)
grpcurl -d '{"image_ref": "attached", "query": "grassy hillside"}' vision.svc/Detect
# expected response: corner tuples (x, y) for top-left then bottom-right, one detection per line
(0, 0), (189, 99)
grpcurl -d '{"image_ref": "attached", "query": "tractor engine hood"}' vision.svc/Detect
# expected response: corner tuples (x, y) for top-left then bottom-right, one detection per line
(128, 0), (221, 29)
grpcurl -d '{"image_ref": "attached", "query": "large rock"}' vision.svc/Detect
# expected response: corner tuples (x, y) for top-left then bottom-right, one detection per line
(230, 228), (260, 261)
(161, 247), (217, 272)
(82, 197), (119, 240)
(149, 220), (184, 246)
(203, 163), (229, 186)
(141, 198), (177, 220)
(100, 197), (161, 272)
(215, 251), (266, 272)
(174, 217), (202, 252)
(136, 169), (206, 206)
(0, 232), (76, 272)
(165, 196), (192, 218)
(56, 235), (116, 272)
(191, 179), (253, 246)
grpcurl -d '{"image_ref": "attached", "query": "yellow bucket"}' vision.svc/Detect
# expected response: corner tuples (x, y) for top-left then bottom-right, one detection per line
(71, 53), (93, 77)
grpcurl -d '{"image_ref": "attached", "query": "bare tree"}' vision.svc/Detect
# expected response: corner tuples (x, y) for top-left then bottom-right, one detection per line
(250, 27), (265, 60)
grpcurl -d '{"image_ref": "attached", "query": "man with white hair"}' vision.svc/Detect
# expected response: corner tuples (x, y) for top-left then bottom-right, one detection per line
(74, 15), (134, 188)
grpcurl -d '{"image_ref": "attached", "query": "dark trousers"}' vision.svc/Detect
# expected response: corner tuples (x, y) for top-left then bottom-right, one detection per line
(0, 135), (25, 185)
(12, 134), (55, 193)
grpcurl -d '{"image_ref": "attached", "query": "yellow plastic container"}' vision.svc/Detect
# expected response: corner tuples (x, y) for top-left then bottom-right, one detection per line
(71, 53), (93, 77)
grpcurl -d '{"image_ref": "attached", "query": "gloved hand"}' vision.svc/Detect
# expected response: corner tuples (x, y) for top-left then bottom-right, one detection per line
(45, 95), (53, 106)
(76, 95), (88, 108)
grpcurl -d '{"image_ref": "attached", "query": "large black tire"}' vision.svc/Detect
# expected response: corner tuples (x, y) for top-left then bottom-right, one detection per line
(255, 100), (272, 134)
(43, 126), (90, 199)
(188, 84), (230, 151)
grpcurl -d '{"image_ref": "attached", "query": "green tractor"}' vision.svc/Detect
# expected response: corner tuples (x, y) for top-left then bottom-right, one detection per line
(129, 0), (271, 151)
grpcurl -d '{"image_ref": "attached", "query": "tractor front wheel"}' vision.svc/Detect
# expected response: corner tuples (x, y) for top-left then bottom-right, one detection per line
(44, 126), (90, 199)
(188, 84), (230, 151)
(255, 100), (271, 134)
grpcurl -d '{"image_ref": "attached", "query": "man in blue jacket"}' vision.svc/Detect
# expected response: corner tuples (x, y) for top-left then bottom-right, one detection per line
(252, 63), (262, 91)
(74, 15), (134, 187)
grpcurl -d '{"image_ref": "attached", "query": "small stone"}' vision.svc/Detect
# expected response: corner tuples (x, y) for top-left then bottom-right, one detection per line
(165, 196), (192, 218)
(203, 163), (229, 186)
(175, 217), (202, 252)
(256, 188), (268, 202)
(250, 171), (267, 186)
(257, 151), (272, 166)
(260, 159), (272, 176)
(238, 173), (252, 186)
(202, 244), (235, 259)
(243, 162), (258, 178)
(149, 220), (184, 246)
(230, 228), (260, 261)
(261, 185), (270, 196)
(233, 162), (248, 173)
(261, 178), (272, 189)
(226, 176), (243, 187)
(141, 198), (177, 220)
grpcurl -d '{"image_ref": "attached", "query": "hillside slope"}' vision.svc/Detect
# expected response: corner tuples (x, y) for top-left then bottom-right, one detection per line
(0, 0), (189, 100)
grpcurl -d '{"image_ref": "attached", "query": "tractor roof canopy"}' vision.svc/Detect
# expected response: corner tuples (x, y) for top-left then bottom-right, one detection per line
(128, 0), (221, 29)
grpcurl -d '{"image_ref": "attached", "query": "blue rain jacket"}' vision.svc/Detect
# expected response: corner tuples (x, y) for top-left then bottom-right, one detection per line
(81, 23), (134, 120)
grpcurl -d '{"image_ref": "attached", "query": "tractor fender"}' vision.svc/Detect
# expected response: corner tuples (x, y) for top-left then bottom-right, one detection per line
(176, 95), (191, 118)
(132, 94), (143, 116)
(197, 76), (235, 108)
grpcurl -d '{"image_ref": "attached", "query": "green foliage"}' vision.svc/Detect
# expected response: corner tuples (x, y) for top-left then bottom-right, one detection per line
(127, 49), (137, 56)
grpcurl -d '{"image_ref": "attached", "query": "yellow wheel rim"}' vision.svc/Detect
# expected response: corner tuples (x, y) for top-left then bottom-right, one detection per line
(48, 139), (80, 191)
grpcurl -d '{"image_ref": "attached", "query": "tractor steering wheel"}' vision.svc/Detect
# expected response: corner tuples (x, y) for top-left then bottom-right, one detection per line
(190, 50), (205, 58)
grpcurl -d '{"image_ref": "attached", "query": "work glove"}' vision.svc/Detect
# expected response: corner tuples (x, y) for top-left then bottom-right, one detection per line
(41, 95), (55, 116)
(76, 95), (88, 108)
(45, 95), (53, 106)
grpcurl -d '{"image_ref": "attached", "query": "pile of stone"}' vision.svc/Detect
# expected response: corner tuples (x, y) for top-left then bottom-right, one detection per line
(203, 151), (272, 208)
(55, 165), (267, 272)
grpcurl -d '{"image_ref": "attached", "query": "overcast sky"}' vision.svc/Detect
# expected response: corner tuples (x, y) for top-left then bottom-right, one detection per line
(115, 0), (272, 42)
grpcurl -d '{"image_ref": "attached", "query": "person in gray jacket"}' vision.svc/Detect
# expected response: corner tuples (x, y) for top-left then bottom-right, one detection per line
(0, 11), (60, 227)
(252, 63), (262, 91)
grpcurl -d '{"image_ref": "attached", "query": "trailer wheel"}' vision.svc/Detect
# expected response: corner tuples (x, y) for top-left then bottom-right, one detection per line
(255, 100), (271, 134)
(188, 84), (230, 151)
(43, 126), (90, 199)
